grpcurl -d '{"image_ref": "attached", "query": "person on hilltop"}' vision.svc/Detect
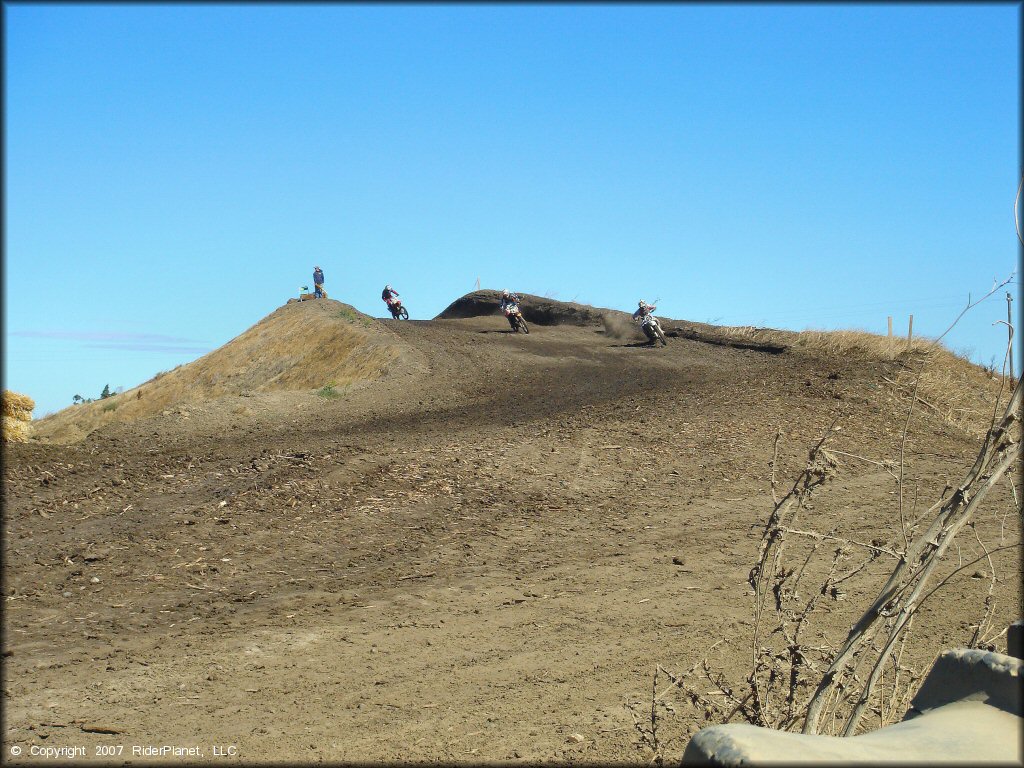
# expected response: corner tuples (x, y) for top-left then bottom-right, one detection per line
(313, 266), (325, 299)
(500, 288), (522, 331)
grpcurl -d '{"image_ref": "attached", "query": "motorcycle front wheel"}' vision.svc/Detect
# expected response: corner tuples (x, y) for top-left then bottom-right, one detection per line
(398, 307), (409, 320)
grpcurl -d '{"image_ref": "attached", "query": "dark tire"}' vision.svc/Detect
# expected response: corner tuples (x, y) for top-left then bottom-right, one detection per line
(518, 317), (529, 334)
(398, 306), (409, 320)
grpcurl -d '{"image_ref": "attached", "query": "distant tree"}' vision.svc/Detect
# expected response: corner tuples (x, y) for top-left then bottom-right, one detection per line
(100, 384), (112, 399)
(72, 394), (83, 405)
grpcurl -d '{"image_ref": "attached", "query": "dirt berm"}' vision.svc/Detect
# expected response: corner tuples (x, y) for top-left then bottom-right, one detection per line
(437, 289), (623, 326)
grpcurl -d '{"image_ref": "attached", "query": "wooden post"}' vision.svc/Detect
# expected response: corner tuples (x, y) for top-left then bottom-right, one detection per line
(1008, 292), (1015, 383)
(907, 315), (914, 349)
(888, 316), (893, 359)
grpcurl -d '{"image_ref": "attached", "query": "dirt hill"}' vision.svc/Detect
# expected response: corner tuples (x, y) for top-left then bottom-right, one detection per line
(4, 292), (1019, 763)
(30, 299), (412, 444)
(437, 289), (620, 326)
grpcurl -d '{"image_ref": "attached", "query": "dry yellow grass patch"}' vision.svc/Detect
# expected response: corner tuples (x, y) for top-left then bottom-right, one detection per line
(2, 390), (35, 442)
(887, 350), (1012, 438)
(32, 299), (407, 443)
(710, 324), (1009, 437)
(2, 419), (30, 443)
(2, 391), (35, 416)
(706, 325), (935, 358)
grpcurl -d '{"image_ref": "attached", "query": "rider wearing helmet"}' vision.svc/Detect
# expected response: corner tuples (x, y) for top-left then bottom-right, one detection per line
(632, 300), (655, 321)
(633, 300), (666, 345)
(382, 284), (402, 318)
(500, 288), (522, 330)
(500, 289), (520, 311)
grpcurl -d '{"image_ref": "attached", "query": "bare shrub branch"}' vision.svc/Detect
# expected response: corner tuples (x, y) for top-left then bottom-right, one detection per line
(803, 379), (1021, 734)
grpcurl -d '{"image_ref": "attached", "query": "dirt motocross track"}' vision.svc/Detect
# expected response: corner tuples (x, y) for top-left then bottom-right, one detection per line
(3, 294), (1021, 765)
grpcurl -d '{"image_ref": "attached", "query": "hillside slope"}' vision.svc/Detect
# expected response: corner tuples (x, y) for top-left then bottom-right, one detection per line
(4, 292), (1018, 763)
(31, 299), (409, 443)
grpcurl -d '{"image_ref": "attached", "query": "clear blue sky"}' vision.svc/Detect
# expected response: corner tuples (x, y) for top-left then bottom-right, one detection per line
(4, 3), (1021, 417)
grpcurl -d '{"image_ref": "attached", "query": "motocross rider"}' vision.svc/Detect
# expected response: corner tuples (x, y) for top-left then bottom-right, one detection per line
(633, 300), (660, 344)
(500, 289), (522, 330)
(382, 284), (400, 314)
(633, 300), (656, 323)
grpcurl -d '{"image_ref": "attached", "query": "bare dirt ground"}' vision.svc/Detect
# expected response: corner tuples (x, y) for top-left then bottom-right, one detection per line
(3, 299), (1020, 765)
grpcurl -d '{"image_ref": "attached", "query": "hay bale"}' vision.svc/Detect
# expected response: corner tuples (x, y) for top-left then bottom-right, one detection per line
(6, 407), (32, 423)
(2, 391), (35, 417)
(2, 417), (30, 443)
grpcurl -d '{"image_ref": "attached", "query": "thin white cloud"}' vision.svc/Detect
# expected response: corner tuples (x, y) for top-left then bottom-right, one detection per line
(84, 343), (213, 354)
(12, 330), (202, 343)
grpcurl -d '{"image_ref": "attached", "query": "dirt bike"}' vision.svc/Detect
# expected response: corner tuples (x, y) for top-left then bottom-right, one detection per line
(386, 298), (409, 320)
(504, 303), (529, 334)
(638, 313), (667, 346)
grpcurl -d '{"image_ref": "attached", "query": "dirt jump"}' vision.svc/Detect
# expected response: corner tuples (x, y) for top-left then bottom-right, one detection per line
(4, 291), (1020, 764)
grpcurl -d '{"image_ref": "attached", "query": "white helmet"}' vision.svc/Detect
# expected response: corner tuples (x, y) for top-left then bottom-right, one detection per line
(638, 300), (647, 308)
(385, 284), (392, 291)
(502, 289), (510, 297)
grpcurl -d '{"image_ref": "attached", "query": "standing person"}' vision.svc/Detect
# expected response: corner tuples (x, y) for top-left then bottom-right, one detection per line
(313, 266), (325, 299)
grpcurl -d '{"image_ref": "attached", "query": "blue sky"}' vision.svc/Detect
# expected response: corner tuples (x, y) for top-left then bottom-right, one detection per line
(4, 3), (1020, 417)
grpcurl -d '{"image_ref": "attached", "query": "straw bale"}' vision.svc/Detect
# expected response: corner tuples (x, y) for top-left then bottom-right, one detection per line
(2, 417), (30, 443)
(2, 391), (35, 417)
(6, 407), (32, 423)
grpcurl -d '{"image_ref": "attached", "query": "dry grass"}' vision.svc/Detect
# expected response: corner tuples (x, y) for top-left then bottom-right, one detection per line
(2, 419), (30, 443)
(706, 325), (934, 358)
(31, 299), (406, 444)
(2, 391), (34, 443)
(888, 351), (1011, 438)
(3, 407), (33, 423)
(701, 324), (1009, 438)
(2, 391), (35, 416)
